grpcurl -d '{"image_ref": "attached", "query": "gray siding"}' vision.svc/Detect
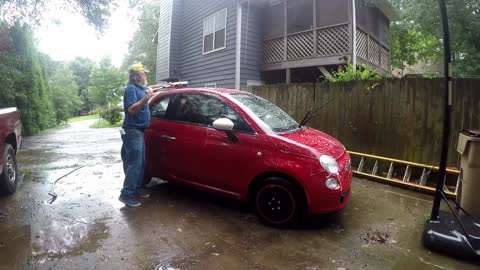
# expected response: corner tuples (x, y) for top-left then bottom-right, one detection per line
(240, 3), (262, 87)
(169, 0), (183, 79)
(179, 0), (238, 88)
(157, 0), (173, 81)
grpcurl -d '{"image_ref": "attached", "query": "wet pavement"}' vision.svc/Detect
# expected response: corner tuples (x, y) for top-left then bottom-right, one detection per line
(0, 120), (478, 270)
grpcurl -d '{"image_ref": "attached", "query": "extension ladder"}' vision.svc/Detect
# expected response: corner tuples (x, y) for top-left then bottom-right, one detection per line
(348, 151), (459, 198)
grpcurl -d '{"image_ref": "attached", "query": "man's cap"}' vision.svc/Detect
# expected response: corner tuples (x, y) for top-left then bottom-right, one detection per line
(129, 63), (149, 73)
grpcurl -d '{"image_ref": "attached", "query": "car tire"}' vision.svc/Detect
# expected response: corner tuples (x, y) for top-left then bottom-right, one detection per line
(0, 144), (18, 195)
(253, 177), (306, 228)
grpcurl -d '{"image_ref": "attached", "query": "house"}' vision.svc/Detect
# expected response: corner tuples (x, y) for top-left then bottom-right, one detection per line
(155, 0), (399, 89)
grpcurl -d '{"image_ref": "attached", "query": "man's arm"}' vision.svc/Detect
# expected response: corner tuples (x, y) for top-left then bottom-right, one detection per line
(127, 88), (154, 115)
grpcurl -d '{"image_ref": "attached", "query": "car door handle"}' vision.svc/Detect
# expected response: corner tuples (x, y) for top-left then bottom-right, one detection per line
(162, 135), (176, 141)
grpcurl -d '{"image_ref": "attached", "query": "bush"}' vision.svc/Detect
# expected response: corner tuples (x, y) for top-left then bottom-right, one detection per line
(100, 106), (122, 125)
(328, 64), (382, 82)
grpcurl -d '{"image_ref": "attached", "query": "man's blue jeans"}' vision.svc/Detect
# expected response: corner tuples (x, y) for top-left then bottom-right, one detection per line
(121, 128), (145, 197)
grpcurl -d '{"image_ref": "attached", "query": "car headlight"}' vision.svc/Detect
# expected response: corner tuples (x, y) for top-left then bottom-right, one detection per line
(325, 178), (340, 190)
(320, 155), (339, 174)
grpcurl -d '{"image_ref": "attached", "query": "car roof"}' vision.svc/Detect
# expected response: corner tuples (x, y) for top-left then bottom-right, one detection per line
(158, 88), (251, 96)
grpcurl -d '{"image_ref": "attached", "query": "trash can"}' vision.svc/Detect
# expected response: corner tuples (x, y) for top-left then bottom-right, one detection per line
(456, 129), (480, 217)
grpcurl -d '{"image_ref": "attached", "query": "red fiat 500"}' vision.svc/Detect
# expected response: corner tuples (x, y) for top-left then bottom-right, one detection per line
(144, 88), (352, 227)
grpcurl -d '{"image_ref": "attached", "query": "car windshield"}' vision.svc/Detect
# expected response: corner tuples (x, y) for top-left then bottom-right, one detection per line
(230, 94), (299, 133)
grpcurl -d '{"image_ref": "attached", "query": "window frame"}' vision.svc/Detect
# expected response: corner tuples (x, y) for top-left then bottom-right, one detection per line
(150, 94), (175, 120)
(202, 8), (228, 55)
(205, 83), (217, 88)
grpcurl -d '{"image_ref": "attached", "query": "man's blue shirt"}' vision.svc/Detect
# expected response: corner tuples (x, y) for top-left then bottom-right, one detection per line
(123, 84), (150, 129)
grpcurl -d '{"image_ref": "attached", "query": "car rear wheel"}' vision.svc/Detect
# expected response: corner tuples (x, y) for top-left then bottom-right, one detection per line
(254, 177), (306, 227)
(1, 144), (18, 195)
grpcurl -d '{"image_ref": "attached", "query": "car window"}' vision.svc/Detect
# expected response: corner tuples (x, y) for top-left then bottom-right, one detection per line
(169, 93), (254, 133)
(151, 95), (172, 119)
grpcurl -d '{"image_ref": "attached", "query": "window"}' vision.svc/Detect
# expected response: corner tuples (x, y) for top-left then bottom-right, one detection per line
(151, 95), (172, 119)
(264, 1), (285, 38)
(170, 94), (254, 133)
(316, 0), (348, 27)
(287, 0), (313, 34)
(203, 9), (227, 54)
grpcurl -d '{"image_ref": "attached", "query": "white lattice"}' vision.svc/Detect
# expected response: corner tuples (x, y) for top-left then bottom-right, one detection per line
(380, 46), (389, 70)
(369, 38), (380, 66)
(356, 30), (368, 59)
(264, 38), (285, 63)
(317, 25), (350, 56)
(287, 32), (314, 60)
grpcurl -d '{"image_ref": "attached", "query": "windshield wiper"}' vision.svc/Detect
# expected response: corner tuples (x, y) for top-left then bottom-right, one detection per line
(298, 97), (336, 128)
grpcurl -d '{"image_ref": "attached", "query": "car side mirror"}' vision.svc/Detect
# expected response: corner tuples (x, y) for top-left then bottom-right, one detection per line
(212, 118), (238, 142)
(213, 118), (234, 131)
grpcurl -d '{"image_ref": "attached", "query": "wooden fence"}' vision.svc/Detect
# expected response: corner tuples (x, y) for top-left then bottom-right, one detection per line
(246, 79), (480, 167)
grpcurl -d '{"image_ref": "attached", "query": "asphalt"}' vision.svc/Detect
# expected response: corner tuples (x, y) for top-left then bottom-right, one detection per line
(0, 120), (478, 270)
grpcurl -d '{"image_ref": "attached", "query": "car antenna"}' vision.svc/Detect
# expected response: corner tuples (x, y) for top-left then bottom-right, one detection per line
(299, 96), (336, 128)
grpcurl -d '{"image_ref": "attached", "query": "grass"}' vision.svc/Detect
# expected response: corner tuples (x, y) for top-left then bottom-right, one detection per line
(68, 114), (100, 123)
(89, 119), (123, 129)
(38, 123), (68, 134)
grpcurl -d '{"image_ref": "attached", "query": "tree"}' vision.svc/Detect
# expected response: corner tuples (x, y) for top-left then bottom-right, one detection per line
(69, 57), (94, 110)
(123, 1), (159, 84)
(390, 22), (439, 76)
(0, 25), (56, 135)
(49, 65), (82, 124)
(0, 0), (117, 32)
(390, 0), (480, 75)
(88, 57), (125, 108)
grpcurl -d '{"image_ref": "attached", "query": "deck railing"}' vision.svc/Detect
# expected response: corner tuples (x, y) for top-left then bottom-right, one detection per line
(264, 24), (390, 71)
(264, 23), (351, 64)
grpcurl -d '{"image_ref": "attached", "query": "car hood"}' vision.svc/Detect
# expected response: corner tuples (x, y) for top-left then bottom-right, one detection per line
(278, 128), (345, 159)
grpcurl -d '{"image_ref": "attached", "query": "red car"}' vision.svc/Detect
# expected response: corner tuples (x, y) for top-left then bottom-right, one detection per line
(145, 88), (352, 227)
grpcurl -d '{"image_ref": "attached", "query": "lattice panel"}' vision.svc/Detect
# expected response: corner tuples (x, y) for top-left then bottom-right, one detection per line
(356, 30), (368, 59)
(264, 38), (285, 64)
(380, 46), (389, 70)
(368, 38), (381, 66)
(317, 25), (350, 56)
(287, 32), (314, 60)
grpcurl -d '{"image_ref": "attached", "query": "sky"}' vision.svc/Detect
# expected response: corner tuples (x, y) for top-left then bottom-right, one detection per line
(36, 1), (139, 66)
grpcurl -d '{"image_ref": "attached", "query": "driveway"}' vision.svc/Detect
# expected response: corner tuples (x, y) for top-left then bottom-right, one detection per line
(0, 120), (477, 270)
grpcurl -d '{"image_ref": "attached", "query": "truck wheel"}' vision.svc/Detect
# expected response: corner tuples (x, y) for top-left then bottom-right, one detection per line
(1, 144), (18, 195)
(253, 177), (306, 228)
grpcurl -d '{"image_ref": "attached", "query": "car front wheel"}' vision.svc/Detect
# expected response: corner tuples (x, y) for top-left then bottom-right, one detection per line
(254, 177), (305, 227)
(1, 144), (18, 195)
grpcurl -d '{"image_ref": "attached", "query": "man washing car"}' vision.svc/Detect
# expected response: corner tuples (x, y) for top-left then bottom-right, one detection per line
(119, 64), (154, 207)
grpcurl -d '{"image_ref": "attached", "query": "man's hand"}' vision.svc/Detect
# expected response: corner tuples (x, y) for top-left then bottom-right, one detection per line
(145, 87), (154, 100)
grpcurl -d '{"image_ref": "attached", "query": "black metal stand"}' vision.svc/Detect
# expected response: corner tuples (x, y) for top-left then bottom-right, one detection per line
(422, 0), (480, 262)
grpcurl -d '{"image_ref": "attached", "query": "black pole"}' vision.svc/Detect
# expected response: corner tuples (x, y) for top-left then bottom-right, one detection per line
(430, 0), (452, 220)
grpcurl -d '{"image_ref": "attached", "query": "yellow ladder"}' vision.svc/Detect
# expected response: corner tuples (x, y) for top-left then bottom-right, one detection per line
(348, 151), (459, 198)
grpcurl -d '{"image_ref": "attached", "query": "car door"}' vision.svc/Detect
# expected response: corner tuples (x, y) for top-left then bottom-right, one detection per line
(145, 94), (175, 180)
(199, 96), (262, 196)
(160, 93), (209, 185)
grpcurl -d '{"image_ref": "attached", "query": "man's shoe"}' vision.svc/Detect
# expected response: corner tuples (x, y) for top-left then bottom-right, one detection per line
(119, 194), (141, 207)
(135, 189), (150, 198)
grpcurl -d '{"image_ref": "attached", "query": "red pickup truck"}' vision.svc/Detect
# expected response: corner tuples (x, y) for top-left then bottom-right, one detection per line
(0, 107), (21, 195)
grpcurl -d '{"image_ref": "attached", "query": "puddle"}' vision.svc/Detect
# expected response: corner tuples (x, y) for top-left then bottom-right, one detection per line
(32, 219), (109, 259)
(0, 224), (32, 270)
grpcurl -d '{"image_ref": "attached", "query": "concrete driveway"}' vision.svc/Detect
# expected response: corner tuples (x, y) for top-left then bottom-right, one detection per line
(0, 120), (477, 270)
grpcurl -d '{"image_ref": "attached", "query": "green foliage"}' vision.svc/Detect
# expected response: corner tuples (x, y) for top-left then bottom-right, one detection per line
(123, 1), (159, 84)
(69, 57), (94, 110)
(68, 114), (100, 123)
(49, 65), (83, 124)
(90, 118), (122, 129)
(100, 106), (122, 125)
(390, 21), (439, 76)
(0, 0), (117, 32)
(390, 0), (480, 76)
(88, 57), (125, 107)
(328, 65), (382, 82)
(0, 25), (56, 135)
